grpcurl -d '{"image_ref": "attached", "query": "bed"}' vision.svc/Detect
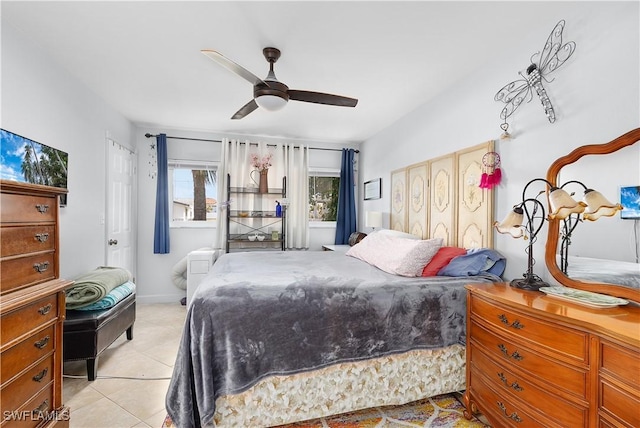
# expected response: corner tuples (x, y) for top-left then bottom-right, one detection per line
(165, 245), (504, 428)
(564, 255), (640, 289)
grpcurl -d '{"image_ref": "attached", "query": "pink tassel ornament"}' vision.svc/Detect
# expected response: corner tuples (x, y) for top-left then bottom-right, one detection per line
(479, 172), (489, 189)
(479, 151), (502, 189)
(492, 167), (502, 185)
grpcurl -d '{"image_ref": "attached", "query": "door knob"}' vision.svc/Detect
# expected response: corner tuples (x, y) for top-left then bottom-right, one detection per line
(108, 239), (118, 246)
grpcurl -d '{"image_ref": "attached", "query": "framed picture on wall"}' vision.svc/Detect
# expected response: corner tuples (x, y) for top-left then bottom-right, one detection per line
(364, 178), (381, 200)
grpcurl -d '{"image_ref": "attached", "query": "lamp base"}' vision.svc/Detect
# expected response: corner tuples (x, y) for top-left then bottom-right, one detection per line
(510, 275), (549, 291)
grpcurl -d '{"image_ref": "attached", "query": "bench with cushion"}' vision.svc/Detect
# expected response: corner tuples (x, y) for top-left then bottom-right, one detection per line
(63, 292), (136, 381)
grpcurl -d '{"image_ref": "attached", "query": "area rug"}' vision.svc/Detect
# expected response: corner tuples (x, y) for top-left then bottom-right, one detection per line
(162, 393), (488, 427)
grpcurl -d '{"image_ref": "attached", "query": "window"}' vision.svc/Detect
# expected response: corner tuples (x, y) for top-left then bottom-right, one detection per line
(309, 174), (340, 222)
(168, 161), (217, 226)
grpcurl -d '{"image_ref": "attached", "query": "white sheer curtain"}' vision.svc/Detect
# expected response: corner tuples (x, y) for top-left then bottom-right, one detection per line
(273, 143), (309, 250)
(215, 138), (309, 251)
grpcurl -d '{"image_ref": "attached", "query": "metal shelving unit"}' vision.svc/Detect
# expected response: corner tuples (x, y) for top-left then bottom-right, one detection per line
(226, 174), (286, 253)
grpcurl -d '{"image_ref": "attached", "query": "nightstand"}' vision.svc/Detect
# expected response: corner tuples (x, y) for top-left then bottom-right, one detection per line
(321, 244), (351, 253)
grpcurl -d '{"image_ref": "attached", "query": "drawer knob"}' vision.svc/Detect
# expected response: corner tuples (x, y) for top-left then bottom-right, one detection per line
(33, 368), (48, 382)
(35, 233), (50, 242)
(497, 401), (523, 423)
(35, 204), (50, 213)
(497, 372), (524, 392)
(498, 344), (524, 361)
(32, 399), (49, 416)
(498, 314), (524, 329)
(34, 335), (50, 349)
(33, 262), (50, 273)
(38, 304), (52, 315)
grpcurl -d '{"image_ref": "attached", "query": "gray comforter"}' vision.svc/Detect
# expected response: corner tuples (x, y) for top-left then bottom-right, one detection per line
(166, 251), (499, 427)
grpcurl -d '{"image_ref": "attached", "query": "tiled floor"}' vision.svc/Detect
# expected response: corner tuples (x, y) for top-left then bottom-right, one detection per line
(63, 302), (187, 428)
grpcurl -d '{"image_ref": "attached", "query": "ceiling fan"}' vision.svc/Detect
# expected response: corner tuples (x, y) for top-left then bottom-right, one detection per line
(201, 47), (358, 119)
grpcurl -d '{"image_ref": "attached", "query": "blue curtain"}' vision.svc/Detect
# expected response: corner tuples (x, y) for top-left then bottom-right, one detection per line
(153, 134), (170, 254)
(335, 148), (356, 244)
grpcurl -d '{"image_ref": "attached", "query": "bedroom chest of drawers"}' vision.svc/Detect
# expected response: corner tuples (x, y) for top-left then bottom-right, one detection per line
(1, 180), (71, 427)
(464, 283), (640, 428)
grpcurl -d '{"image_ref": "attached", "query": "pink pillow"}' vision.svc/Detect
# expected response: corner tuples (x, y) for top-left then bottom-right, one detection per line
(421, 247), (467, 276)
(346, 233), (443, 277)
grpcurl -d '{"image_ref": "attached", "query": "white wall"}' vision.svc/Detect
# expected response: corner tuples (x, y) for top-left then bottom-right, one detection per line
(2, 23), (136, 281)
(359, 3), (639, 284)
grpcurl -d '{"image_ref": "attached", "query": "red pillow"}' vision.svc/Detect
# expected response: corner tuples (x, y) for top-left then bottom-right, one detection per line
(421, 247), (467, 276)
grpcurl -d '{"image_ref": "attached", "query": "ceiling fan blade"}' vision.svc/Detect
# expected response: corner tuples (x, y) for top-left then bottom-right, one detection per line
(201, 49), (268, 86)
(288, 90), (358, 107)
(231, 99), (259, 120)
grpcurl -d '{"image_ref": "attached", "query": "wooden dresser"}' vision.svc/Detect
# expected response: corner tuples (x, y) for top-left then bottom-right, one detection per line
(464, 283), (640, 428)
(1, 180), (71, 427)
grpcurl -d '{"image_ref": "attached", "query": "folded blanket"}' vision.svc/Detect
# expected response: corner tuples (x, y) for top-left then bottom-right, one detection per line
(437, 248), (506, 278)
(72, 281), (136, 311)
(66, 266), (132, 309)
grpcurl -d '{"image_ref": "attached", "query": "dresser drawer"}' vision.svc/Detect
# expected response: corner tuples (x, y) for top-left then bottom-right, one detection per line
(0, 253), (56, 294)
(0, 294), (58, 346)
(469, 372), (556, 428)
(600, 381), (640, 427)
(1, 355), (54, 415)
(1, 382), (54, 428)
(0, 325), (55, 385)
(470, 321), (588, 399)
(1, 225), (56, 257)
(470, 294), (588, 363)
(0, 193), (57, 224)
(600, 341), (640, 389)
(469, 344), (588, 427)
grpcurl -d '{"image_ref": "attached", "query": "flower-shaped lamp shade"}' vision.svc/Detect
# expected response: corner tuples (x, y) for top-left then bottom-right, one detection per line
(494, 206), (525, 238)
(548, 187), (587, 220)
(582, 189), (623, 221)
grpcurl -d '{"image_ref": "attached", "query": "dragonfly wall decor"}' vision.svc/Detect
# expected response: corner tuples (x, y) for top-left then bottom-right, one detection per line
(495, 20), (576, 135)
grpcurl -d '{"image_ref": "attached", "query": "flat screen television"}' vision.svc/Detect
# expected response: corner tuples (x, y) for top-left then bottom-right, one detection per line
(0, 129), (69, 205)
(620, 185), (640, 220)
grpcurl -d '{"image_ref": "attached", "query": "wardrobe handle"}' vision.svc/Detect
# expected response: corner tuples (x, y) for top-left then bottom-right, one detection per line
(35, 233), (50, 242)
(498, 344), (523, 361)
(33, 368), (48, 382)
(32, 399), (49, 416)
(38, 304), (52, 315)
(35, 204), (50, 213)
(497, 372), (524, 392)
(497, 401), (522, 423)
(498, 314), (524, 329)
(34, 336), (50, 349)
(33, 262), (50, 273)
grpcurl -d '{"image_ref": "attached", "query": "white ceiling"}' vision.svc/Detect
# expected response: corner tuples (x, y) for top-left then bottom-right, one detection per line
(2, 1), (583, 144)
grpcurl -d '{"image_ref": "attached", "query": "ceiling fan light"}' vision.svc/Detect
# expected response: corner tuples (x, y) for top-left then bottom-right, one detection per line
(255, 94), (287, 111)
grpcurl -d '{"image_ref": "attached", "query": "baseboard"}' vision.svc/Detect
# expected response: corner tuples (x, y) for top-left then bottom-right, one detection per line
(135, 294), (185, 304)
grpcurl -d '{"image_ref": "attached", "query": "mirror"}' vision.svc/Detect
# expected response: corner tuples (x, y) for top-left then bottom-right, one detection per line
(545, 128), (640, 302)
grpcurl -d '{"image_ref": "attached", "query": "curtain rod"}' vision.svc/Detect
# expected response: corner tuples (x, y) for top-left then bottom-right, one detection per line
(144, 133), (358, 153)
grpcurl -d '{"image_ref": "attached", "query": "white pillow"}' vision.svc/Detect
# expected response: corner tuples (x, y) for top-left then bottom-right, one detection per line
(346, 233), (443, 277)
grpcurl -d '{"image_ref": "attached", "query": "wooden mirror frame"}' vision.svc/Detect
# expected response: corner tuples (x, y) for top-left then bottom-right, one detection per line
(545, 127), (640, 302)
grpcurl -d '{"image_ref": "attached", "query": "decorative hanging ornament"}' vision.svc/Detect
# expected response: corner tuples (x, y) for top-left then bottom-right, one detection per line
(500, 122), (512, 140)
(494, 20), (576, 128)
(479, 151), (502, 189)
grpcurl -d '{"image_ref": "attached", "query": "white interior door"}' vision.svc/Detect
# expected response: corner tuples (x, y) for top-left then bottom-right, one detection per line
(106, 138), (137, 279)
